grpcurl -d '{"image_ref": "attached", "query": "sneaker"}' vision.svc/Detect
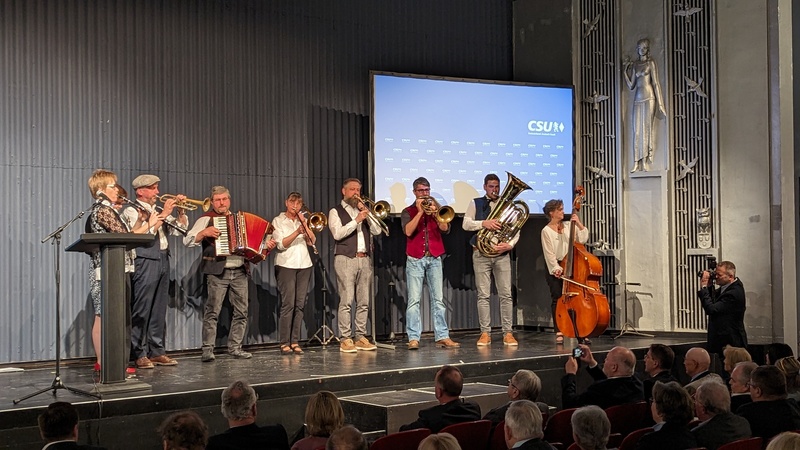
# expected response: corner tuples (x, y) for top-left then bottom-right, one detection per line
(229, 349), (252, 359)
(476, 332), (491, 346)
(339, 338), (357, 353)
(503, 333), (519, 346)
(354, 337), (377, 351)
(435, 338), (461, 349)
(407, 340), (420, 350)
(201, 347), (216, 362)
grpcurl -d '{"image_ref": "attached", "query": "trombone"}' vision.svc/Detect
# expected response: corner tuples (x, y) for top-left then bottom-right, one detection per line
(421, 196), (455, 224)
(299, 205), (328, 232)
(158, 194), (211, 212)
(354, 195), (390, 236)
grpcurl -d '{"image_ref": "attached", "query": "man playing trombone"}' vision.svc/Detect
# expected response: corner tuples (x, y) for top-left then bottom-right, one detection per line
(328, 178), (382, 353)
(402, 177), (459, 349)
(462, 174), (518, 347)
(122, 174), (188, 369)
(271, 192), (317, 355)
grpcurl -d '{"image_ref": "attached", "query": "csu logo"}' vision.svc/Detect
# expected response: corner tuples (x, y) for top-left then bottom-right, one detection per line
(527, 121), (565, 134)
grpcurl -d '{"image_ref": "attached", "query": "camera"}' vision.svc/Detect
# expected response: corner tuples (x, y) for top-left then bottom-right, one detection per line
(572, 347), (583, 358)
(696, 256), (717, 279)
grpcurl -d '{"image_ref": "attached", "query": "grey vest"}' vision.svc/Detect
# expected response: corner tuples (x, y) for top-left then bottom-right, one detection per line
(333, 204), (371, 257)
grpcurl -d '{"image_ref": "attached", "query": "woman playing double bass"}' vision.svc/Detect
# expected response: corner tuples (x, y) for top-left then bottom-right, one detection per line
(541, 199), (588, 344)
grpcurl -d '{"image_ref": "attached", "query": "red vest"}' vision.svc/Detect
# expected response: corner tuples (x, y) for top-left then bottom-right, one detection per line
(404, 205), (446, 258)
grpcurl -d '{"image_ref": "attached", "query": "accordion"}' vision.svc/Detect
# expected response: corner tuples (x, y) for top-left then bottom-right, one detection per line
(212, 212), (273, 263)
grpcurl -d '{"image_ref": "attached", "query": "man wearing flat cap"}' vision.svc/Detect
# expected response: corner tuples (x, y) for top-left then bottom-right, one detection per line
(122, 174), (188, 369)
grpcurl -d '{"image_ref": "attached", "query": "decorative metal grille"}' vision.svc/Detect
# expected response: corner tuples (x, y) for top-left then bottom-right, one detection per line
(668, 0), (717, 330)
(578, 0), (620, 327)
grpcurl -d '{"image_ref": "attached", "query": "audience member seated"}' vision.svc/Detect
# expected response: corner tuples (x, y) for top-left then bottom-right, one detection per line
(736, 365), (800, 440)
(774, 357), (800, 402)
(570, 405), (611, 450)
(292, 390), (344, 450)
(641, 343), (678, 402)
(691, 379), (751, 450)
(400, 365), (481, 433)
(206, 379), (289, 450)
(722, 345), (752, 375)
(483, 369), (550, 426)
(764, 343), (794, 365)
(729, 361), (757, 412)
(634, 381), (697, 450)
(37, 401), (107, 450)
(502, 400), (555, 450)
(684, 347), (723, 395)
(418, 432), (462, 450)
(326, 425), (367, 450)
(159, 411), (208, 450)
(562, 345), (644, 409)
(765, 431), (800, 450)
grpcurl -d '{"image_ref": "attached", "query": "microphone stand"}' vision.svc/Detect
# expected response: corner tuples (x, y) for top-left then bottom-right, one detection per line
(309, 254), (339, 346)
(15, 204), (101, 404)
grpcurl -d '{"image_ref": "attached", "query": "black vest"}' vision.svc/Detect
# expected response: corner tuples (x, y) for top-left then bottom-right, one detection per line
(468, 196), (492, 247)
(333, 204), (371, 257)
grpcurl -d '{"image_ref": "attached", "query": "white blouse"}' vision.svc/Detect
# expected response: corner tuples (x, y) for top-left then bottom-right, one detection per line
(271, 212), (313, 269)
(541, 222), (589, 275)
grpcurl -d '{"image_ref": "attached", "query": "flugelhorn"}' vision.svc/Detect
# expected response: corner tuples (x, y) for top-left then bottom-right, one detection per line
(421, 196), (455, 224)
(158, 194), (211, 212)
(299, 205), (328, 232)
(354, 195), (390, 236)
(118, 195), (188, 236)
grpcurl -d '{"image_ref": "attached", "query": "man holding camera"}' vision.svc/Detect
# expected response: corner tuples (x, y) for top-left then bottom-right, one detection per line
(561, 344), (643, 409)
(697, 260), (747, 356)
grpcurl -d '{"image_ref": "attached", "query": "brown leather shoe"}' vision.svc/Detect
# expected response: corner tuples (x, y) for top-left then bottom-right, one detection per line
(435, 338), (461, 349)
(135, 356), (155, 369)
(150, 355), (178, 366)
(407, 340), (420, 350)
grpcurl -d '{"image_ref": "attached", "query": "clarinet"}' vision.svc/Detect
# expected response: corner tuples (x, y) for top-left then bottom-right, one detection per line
(119, 195), (188, 236)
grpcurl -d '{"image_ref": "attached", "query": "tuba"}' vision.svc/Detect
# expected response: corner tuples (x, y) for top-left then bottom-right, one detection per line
(476, 172), (531, 257)
(354, 195), (390, 236)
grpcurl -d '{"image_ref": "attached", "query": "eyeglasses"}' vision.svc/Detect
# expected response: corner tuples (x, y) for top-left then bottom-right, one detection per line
(106, 183), (116, 189)
(507, 379), (518, 390)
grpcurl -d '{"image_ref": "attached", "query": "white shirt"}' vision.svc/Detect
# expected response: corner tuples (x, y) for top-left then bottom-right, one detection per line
(462, 197), (520, 248)
(327, 201), (382, 252)
(541, 222), (589, 275)
(271, 212), (312, 269)
(122, 200), (186, 250)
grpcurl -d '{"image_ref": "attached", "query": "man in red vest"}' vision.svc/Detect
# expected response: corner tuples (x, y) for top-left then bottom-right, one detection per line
(402, 177), (459, 350)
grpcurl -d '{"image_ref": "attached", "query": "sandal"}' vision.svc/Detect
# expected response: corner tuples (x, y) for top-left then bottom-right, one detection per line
(556, 333), (564, 345)
(280, 345), (292, 355)
(291, 344), (304, 354)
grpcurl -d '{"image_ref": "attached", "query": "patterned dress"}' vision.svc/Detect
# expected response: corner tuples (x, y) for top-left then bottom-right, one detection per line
(87, 203), (134, 315)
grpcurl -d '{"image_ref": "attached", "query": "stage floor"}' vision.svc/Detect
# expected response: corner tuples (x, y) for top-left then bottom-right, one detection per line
(0, 329), (704, 450)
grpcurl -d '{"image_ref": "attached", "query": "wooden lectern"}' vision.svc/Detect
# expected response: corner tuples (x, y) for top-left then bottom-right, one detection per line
(67, 233), (155, 394)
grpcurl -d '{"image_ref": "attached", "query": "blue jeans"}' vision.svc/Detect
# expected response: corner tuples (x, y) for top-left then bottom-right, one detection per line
(405, 255), (449, 342)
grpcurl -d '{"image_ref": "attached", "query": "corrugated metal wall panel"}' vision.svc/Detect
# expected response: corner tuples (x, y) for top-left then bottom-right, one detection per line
(0, 0), (511, 363)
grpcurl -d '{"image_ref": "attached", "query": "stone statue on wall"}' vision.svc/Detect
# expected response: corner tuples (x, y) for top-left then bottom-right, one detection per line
(623, 38), (666, 173)
(696, 207), (711, 249)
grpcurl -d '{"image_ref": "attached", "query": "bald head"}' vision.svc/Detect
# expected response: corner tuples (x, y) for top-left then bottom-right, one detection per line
(604, 346), (636, 377)
(684, 347), (711, 378)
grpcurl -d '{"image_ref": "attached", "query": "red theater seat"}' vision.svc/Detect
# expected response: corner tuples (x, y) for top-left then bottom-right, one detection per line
(369, 428), (431, 450)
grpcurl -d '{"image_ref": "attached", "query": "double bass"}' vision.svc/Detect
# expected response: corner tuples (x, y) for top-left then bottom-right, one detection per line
(554, 186), (610, 342)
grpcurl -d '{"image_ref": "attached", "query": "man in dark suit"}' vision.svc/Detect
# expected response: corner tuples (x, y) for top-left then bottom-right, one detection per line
(206, 380), (289, 450)
(503, 400), (556, 450)
(642, 343), (678, 401)
(37, 402), (107, 450)
(400, 365), (481, 433)
(684, 347), (723, 396)
(692, 379), (752, 450)
(483, 369), (550, 426)
(562, 345), (644, 409)
(737, 365), (800, 440)
(729, 361), (757, 412)
(697, 261), (747, 356)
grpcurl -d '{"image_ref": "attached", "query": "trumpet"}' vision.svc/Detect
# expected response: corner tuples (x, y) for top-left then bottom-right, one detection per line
(421, 196), (455, 224)
(299, 205), (328, 232)
(158, 194), (211, 212)
(354, 195), (390, 236)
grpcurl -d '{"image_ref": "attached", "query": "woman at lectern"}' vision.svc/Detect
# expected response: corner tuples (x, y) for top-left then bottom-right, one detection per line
(86, 169), (160, 372)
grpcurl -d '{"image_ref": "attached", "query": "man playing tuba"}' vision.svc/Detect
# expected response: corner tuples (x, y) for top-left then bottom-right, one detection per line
(463, 174), (519, 347)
